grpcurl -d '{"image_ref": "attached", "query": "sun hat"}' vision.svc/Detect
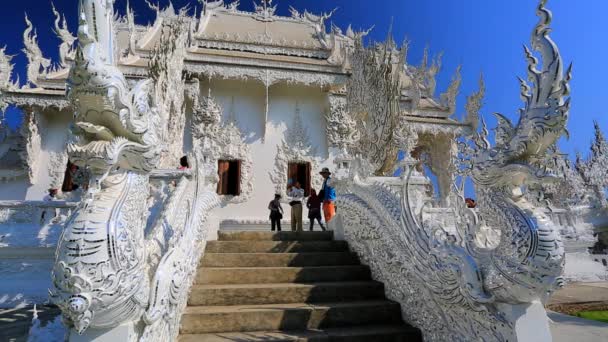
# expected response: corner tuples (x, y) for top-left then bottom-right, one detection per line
(319, 167), (331, 175)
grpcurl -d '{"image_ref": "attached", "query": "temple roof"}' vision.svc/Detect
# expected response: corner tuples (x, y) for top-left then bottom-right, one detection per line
(198, 10), (325, 51)
(0, 0), (461, 123)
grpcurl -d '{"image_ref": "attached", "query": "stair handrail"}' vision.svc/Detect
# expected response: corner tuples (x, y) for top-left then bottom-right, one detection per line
(141, 158), (220, 341)
(332, 1), (569, 340)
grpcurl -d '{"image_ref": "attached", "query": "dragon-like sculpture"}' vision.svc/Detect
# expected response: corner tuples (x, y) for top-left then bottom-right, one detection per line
(50, 0), (162, 333)
(51, 2), (77, 68)
(334, 1), (569, 340)
(50, 2), (217, 340)
(22, 14), (51, 88)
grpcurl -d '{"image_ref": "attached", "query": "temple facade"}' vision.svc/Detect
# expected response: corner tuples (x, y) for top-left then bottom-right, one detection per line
(0, 1), (467, 224)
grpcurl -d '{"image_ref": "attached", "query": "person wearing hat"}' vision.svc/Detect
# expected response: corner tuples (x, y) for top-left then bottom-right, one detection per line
(268, 193), (284, 231)
(319, 168), (336, 223)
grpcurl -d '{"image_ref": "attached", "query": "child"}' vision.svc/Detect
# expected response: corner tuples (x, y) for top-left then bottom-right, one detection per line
(307, 189), (326, 231)
(268, 194), (284, 232)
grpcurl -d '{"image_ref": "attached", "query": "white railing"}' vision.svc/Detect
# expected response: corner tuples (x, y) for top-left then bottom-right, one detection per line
(142, 167), (220, 341)
(0, 200), (77, 247)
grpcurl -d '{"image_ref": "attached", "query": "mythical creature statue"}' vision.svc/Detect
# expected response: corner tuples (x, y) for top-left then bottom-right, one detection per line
(50, 0), (163, 334)
(0, 47), (16, 112)
(334, 1), (569, 340)
(51, 2), (77, 68)
(52, 2), (218, 339)
(22, 15), (51, 88)
(0, 47), (15, 91)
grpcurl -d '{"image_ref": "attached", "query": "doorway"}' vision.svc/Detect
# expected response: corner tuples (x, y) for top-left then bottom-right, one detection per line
(288, 162), (311, 196)
(217, 160), (241, 196)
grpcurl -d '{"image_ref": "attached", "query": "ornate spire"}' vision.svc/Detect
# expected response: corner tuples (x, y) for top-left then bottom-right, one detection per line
(464, 73), (485, 132)
(289, 101), (313, 153)
(22, 14), (51, 88)
(51, 2), (76, 68)
(0, 47), (15, 91)
(254, 0), (276, 22)
(440, 64), (462, 113)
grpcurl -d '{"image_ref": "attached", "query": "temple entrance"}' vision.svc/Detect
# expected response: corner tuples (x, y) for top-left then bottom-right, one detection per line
(288, 162), (311, 196)
(61, 160), (89, 192)
(217, 160), (241, 196)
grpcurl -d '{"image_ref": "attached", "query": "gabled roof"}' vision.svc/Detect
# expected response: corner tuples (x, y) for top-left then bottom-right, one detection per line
(193, 1), (336, 59)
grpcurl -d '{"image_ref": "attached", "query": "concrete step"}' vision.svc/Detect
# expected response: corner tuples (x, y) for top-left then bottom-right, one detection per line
(218, 231), (334, 242)
(197, 266), (372, 285)
(180, 301), (403, 334)
(201, 253), (359, 268)
(188, 282), (386, 306)
(205, 240), (349, 253)
(179, 324), (423, 342)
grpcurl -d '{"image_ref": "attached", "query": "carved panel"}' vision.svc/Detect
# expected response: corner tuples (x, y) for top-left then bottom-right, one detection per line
(270, 103), (322, 197)
(193, 94), (253, 204)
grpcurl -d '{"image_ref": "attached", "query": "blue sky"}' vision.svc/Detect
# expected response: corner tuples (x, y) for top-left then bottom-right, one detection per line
(1, 0), (606, 160)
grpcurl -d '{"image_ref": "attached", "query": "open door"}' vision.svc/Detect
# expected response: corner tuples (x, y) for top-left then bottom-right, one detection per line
(217, 160), (241, 196)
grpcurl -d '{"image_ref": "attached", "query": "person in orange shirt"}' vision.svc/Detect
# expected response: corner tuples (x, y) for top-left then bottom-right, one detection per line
(319, 168), (336, 223)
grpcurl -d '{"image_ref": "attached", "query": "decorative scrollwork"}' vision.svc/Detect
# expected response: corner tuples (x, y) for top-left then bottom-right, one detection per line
(334, 1), (569, 340)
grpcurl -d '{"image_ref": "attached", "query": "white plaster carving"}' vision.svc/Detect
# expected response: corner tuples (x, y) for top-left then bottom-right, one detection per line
(47, 150), (68, 189)
(149, 17), (190, 169)
(52, 0), (164, 334)
(22, 15), (51, 89)
(463, 74), (485, 132)
(20, 109), (41, 185)
(184, 63), (347, 87)
(192, 93), (254, 203)
(334, 2), (570, 341)
(346, 37), (407, 175)
(51, 3), (76, 68)
(326, 95), (359, 153)
(0, 47), (18, 112)
(0, 93), (69, 111)
(270, 102), (321, 197)
(440, 65), (462, 114)
(142, 161), (220, 342)
(576, 121), (608, 207)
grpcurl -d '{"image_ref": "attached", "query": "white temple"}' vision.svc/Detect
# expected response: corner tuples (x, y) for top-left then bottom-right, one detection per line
(0, 0), (606, 341)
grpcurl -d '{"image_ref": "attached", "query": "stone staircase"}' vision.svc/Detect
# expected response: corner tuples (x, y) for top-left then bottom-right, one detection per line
(179, 231), (422, 341)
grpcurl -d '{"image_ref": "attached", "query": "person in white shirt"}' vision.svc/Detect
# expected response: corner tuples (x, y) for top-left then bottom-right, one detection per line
(287, 181), (305, 232)
(41, 189), (58, 224)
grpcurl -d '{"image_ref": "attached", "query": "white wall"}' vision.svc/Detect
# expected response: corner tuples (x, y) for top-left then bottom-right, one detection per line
(0, 109), (72, 201)
(25, 110), (72, 201)
(202, 79), (334, 223)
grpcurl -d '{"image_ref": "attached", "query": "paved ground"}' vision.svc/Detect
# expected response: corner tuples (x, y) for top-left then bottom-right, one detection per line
(549, 311), (608, 342)
(0, 305), (60, 342)
(2, 283), (607, 341)
(549, 282), (608, 342)
(549, 282), (608, 305)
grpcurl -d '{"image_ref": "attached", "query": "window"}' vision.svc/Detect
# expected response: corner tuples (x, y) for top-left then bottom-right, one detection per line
(288, 162), (311, 196)
(217, 160), (241, 196)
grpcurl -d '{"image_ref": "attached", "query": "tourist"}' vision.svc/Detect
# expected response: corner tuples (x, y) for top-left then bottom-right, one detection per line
(306, 189), (326, 231)
(43, 188), (58, 203)
(268, 194), (284, 232)
(320, 168), (336, 223)
(179, 156), (190, 170)
(287, 181), (305, 232)
(41, 189), (58, 224)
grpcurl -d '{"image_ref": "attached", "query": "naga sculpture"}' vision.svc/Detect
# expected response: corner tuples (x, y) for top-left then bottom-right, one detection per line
(334, 1), (569, 340)
(23, 15), (51, 88)
(51, 2), (77, 68)
(50, 2), (220, 340)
